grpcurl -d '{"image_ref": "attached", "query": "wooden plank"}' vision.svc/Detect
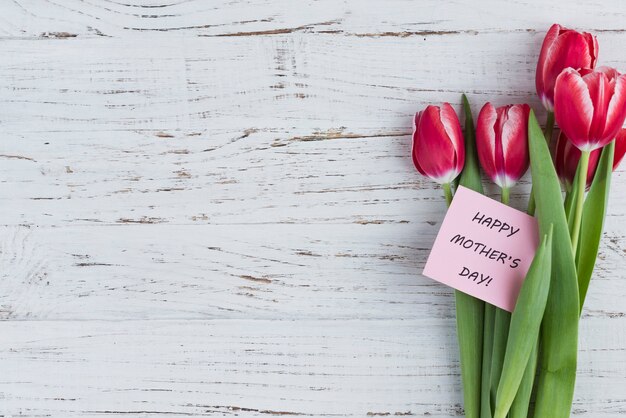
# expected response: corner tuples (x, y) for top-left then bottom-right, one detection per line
(0, 223), (623, 321)
(2, 1), (626, 38)
(1, 1), (625, 415)
(0, 318), (623, 417)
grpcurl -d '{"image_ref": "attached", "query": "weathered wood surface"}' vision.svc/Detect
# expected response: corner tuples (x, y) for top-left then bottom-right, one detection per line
(0, 319), (624, 417)
(0, 1), (625, 416)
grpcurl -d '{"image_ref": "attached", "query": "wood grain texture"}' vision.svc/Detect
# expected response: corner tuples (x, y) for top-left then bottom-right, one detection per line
(0, 319), (624, 417)
(0, 0), (625, 416)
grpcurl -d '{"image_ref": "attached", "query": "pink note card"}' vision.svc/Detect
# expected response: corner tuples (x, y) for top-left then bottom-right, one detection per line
(423, 186), (540, 312)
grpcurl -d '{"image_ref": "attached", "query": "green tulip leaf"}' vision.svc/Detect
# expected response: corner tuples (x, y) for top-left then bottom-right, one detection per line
(577, 141), (614, 311)
(508, 341), (538, 418)
(527, 111), (579, 418)
(494, 226), (553, 418)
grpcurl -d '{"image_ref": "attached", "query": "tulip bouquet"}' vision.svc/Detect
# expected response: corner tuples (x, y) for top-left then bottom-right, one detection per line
(412, 24), (626, 418)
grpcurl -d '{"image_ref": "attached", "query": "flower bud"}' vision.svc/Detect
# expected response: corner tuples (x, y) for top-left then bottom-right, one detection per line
(554, 67), (626, 151)
(536, 23), (598, 111)
(412, 104), (465, 184)
(476, 103), (531, 189)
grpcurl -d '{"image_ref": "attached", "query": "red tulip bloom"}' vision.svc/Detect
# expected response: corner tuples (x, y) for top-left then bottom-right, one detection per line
(554, 67), (626, 152)
(476, 103), (531, 189)
(555, 129), (626, 190)
(412, 104), (465, 184)
(536, 23), (598, 111)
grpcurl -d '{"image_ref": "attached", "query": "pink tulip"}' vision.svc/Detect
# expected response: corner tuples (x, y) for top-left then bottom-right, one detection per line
(412, 104), (465, 184)
(536, 23), (598, 111)
(476, 103), (531, 189)
(554, 67), (626, 152)
(555, 129), (626, 190)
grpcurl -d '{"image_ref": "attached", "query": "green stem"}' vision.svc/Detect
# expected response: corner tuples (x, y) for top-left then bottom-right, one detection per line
(527, 112), (554, 215)
(501, 187), (510, 205)
(490, 308), (511, 411)
(509, 340), (538, 418)
(489, 186), (512, 414)
(570, 151), (590, 254)
(480, 305), (495, 418)
(443, 183), (453, 206)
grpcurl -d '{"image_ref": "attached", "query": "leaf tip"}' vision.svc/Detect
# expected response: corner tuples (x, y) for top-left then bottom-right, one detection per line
(542, 223), (554, 247)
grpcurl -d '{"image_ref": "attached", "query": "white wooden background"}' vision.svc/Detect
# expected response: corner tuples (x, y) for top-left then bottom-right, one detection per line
(0, 1), (625, 417)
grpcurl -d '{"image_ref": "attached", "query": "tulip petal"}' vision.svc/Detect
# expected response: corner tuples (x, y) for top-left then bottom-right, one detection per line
(411, 112), (427, 176)
(541, 30), (595, 108)
(536, 24), (561, 107)
(440, 103), (465, 175)
(584, 71), (611, 146)
(586, 149), (602, 188)
(554, 68), (593, 149)
(596, 65), (619, 79)
(476, 103), (499, 184)
(602, 74), (626, 147)
(585, 32), (599, 68)
(415, 106), (457, 183)
(500, 104), (531, 187)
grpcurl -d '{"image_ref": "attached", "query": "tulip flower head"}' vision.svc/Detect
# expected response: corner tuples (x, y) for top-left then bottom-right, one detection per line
(476, 103), (531, 189)
(536, 23), (598, 111)
(554, 67), (626, 152)
(412, 103), (465, 185)
(555, 129), (626, 191)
